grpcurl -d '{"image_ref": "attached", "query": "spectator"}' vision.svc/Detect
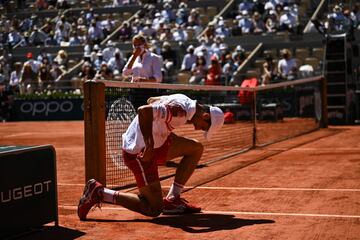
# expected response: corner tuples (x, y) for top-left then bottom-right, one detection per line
(37, 48), (52, 64)
(79, 61), (96, 83)
(181, 45), (196, 72)
(215, 19), (231, 38)
(51, 64), (66, 88)
(194, 37), (211, 58)
(19, 63), (38, 94)
(141, 20), (157, 39)
(189, 55), (207, 84)
(88, 19), (104, 44)
(69, 31), (82, 46)
(238, 10), (254, 34)
(29, 26), (48, 46)
(261, 54), (278, 85)
(211, 36), (224, 57)
(205, 55), (222, 85)
(118, 21), (132, 42)
(252, 11), (265, 34)
(36, 0), (48, 10)
(54, 24), (69, 44)
(95, 62), (113, 80)
(107, 49), (125, 76)
(161, 2), (176, 23)
(122, 34), (163, 83)
(153, 12), (165, 31)
(24, 52), (41, 74)
(56, 15), (72, 34)
(188, 8), (200, 30)
(44, 31), (58, 46)
(101, 14), (116, 37)
(279, 6), (298, 33)
(159, 25), (174, 41)
(265, 10), (278, 33)
(173, 23), (188, 42)
(175, 5), (188, 25)
(204, 22), (216, 42)
(239, 0), (255, 12)
(218, 43), (230, 66)
(102, 40), (121, 62)
(222, 54), (237, 85)
(7, 27), (22, 47)
(38, 63), (53, 89)
(56, 0), (70, 9)
(94, 52), (104, 71)
(113, 0), (124, 7)
(9, 62), (22, 92)
(53, 50), (69, 69)
(161, 41), (177, 81)
(278, 48), (297, 80)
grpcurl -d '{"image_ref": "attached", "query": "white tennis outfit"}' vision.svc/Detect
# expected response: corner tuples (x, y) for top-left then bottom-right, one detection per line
(122, 94), (197, 154)
(122, 50), (163, 82)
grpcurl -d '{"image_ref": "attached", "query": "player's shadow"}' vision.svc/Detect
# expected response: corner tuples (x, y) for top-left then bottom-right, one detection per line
(90, 213), (274, 233)
(148, 214), (275, 233)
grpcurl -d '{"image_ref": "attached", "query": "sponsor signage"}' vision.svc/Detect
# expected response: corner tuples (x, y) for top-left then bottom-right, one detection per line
(0, 145), (58, 238)
(12, 98), (84, 121)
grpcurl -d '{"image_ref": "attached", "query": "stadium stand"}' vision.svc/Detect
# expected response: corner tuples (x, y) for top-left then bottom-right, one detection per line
(0, 0), (359, 123)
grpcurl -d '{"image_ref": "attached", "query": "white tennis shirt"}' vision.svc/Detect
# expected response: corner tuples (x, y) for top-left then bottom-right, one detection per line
(122, 50), (163, 82)
(122, 94), (197, 154)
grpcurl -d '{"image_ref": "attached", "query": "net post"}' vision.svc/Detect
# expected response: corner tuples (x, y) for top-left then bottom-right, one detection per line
(83, 80), (106, 185)
(320, 76), (328, 128)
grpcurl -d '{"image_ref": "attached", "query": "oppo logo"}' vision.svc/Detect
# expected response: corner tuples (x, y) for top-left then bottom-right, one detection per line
(20, 101), (74, 116)
(1, 180), (52, 203)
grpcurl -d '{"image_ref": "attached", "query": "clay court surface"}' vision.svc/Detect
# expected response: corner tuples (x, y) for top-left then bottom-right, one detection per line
(1, 121), (360, 240)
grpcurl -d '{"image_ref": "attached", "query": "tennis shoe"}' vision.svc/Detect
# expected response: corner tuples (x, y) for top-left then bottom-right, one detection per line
(163, 197), (201, 215)
(78, 179), (103, 220)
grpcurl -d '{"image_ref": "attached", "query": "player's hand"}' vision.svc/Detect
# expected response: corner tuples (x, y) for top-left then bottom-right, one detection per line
(133, 47), (142, 56)
(139, 146), (154, 162)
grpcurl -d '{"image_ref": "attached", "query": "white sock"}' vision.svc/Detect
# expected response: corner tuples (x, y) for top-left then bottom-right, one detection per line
(166, 182), (184, 200)
(101, 188), (117, 204)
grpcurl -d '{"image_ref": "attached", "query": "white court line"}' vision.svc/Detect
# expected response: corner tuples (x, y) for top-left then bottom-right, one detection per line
(181, 186), (360, 192)
(57, 183), (360, 192)
(2, 133), (31, 138)
(268, 147), (360, 152)
(59, 205), (360, 219)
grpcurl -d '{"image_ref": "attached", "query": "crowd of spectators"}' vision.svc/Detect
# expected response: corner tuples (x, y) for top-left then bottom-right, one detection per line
(0, 0), (359, 96)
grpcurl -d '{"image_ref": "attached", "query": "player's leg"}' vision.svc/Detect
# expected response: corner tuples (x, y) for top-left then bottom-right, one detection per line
(112, 180), (163, 217)
(78, 179), (163, 220)
(166, 133), (204, 185)
(78, 150), (164, 220)
(163, 133), (204, 214)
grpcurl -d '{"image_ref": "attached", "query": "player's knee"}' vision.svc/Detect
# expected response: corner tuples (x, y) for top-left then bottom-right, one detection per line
(192, 140), (204, 155)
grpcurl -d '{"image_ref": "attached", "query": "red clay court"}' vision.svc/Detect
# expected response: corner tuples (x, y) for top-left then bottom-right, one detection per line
(1, 121), (360, 240)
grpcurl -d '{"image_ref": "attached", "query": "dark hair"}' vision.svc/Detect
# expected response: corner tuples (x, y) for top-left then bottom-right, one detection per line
(202, 104), (212, 125)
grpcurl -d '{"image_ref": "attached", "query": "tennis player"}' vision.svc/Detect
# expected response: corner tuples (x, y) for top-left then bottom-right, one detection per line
(78, 93), (224, 220)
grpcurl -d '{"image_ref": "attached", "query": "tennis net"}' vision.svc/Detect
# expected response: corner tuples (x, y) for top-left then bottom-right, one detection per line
(84, 76), (327, 189)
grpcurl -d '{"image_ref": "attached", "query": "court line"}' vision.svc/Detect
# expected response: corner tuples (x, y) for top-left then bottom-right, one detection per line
(58, 205), (360, 219)
(268, 147), (360, 152)
(58, 183), (360, 192)
(2, 133), (32, 138)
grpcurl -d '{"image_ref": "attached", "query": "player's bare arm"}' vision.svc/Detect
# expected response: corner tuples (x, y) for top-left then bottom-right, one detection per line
(147, 96), (162, 104)
(137, 105), (154, 162)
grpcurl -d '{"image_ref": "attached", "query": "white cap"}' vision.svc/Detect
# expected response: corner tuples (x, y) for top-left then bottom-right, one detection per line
(204, 106), (224, 140)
